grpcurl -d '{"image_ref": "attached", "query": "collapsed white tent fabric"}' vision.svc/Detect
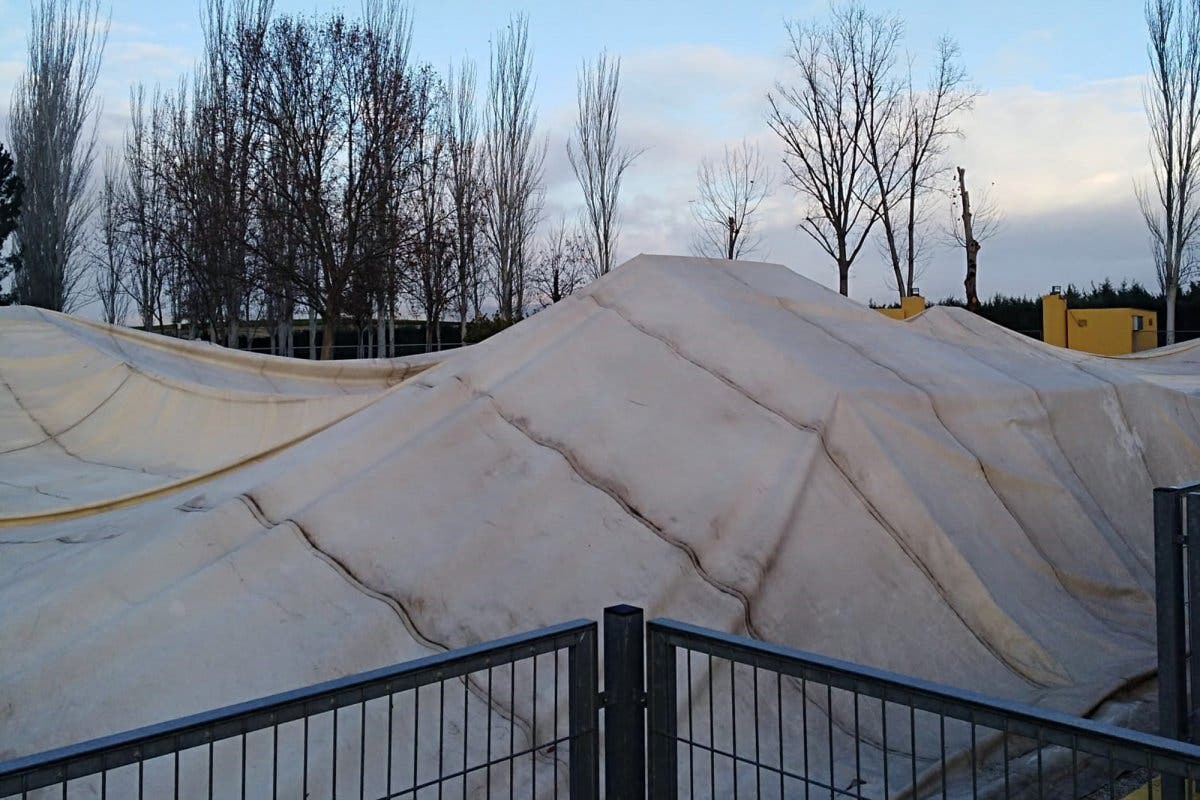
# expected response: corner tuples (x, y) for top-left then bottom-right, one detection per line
(1, 255), (1196, 796)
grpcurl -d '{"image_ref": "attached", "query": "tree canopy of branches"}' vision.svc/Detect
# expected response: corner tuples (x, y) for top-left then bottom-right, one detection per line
(255, 4), (421, 358)
(769, 2), (976, 299)
(50, 0), (552, 356)
(404, 71), (457, 351)
(886, 39), (975, 297)
(8, 0), (107, 311)
(483, 15), (545, 322)
(92, 150), (130, 324)
(1139, 0), (1200, 344)
(768, 7), (878, 296)
(122, 85), (169, 328)
(0, 143), (23, 295)
(532, 217), (588, 306)
(568, 50), (639, 278)
(690, 140), (772, 260)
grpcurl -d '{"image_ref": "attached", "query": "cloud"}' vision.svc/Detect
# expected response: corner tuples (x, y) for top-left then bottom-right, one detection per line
(542, 42), (1158, 305)
(947, 77), (1148, 215)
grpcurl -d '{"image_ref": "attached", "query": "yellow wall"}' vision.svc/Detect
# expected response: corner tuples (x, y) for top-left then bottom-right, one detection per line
(876, 295), (927, 320)
(1041, 293), (1158, 355)
(1042, 293), (1068, 348)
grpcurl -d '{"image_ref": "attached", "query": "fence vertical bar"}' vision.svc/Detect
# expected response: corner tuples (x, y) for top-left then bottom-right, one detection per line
(647, 624), (678, 800)
(568, 624), (600, 800)
(604, 605), (646, 800)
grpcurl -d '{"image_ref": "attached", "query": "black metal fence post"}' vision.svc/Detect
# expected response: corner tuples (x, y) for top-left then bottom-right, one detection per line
(1157, 486), (1189, 742)
(646, 622), (678, 799)
(1157, 486), (1189, 800)
(604, 605), (646, 799)
(1187, 492), (1200, 737)
(569, 623), (601, 800)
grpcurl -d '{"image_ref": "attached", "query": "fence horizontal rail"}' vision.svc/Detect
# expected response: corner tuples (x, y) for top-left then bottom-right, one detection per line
(0, 618), (598, 798)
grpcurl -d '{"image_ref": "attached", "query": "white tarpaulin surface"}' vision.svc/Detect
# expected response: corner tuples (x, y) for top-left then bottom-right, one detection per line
(2, 255), (1197, 795)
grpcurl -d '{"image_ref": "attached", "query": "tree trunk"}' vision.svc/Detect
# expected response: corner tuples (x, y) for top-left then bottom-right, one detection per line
(837, 238), (850, 296)
(376, 296), (386, 358)
(309, 307), (318, 360)
(905, 172), (919, 296)
(1167, 282), (1178, 346)
(321, 313), (336, 360)
(958, 167), (981, 313)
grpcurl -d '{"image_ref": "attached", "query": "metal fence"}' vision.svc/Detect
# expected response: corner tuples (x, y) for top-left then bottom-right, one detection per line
(6, 605), (1200, 799)
(646, 619), (1200, 800)
(0, 619), (598, 800)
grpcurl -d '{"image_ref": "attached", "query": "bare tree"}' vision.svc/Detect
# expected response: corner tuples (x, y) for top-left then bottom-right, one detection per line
(8, 0), (108, 311)
(844, 5), (907, 295)
(768, 7), (878, 296)
(1139, 0), (1200, 344)
(122, 85), (169, 328)
(92, 150), (130, 325)
(946, 166), (1000, 311)
(568, 50), (639, 278)
(405, 74), (457, 352)
(447, 59), (484, 340)
(532, 216), (588, 305)
(894, 39), (975, 296)
(690, 140), (772, 260)
(483, 15), (545, 322)
(197, 0), (271, 347)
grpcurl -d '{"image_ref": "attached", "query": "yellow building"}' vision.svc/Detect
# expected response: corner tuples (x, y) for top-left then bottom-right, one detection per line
(1041, 290), (1158, 355)
(876, 294), (927, 320)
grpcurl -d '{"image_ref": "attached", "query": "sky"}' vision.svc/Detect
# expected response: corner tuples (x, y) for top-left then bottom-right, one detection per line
(0, 0), (1155, 307)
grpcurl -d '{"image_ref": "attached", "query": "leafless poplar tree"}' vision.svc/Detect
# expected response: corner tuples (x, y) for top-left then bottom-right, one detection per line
(122, 85), (169, 328)
(1139, 0), (1200, 344)
(768, 8), (878, 296)
(447, 59), (484, 339)
(532, 216), (588, 305)
(568, 50), (639, 278)
(483, 15), (545, 322)
(8, 0), (108, 311)
(690, 140), (772, 260)
(405, 75), (457, 352)
(91, 151), (130, 325)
